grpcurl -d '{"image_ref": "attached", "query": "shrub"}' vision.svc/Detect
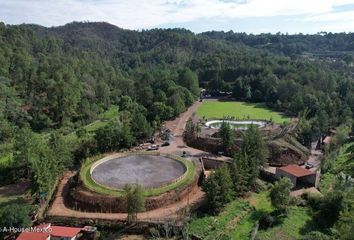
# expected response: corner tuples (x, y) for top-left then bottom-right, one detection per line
(259, 213), (276, 230)
(301, 231), (332, 240)
(302, 192), (323, 211)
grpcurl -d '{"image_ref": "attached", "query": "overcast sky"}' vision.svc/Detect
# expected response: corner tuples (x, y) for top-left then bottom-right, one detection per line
(1, 0), (354, 33)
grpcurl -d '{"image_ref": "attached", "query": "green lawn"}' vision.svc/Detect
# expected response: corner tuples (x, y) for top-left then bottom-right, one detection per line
(257, 206), (313, 240)
(99, 105), (119, 120)
(196, 101), (290, 124)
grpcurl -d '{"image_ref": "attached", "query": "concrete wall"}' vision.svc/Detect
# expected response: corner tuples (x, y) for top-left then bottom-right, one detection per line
(201, 157), (230, 170)
(275, 168), (318, 188)
(299, 173), (317, 186)
(186, 137), (223, 153)
(275, 169), (297, 186)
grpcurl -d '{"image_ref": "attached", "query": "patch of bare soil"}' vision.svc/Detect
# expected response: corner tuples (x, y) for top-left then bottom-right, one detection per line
(0, 180), (29, 196)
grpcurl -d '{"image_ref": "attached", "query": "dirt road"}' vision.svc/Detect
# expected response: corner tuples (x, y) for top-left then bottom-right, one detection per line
(159, 101), (204, 156)
(47, 172), (203, 221)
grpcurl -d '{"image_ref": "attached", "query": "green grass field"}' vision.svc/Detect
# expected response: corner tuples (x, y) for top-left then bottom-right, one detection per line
(80, 152), (196, 197)
(257, 206), (313, 240)
(333, 141), (354, 177)
(319, 140), (354, 193)
(230, 192), (273, 239)
(189, 192), (273, 239)
(189, 200), (252, 240)
(196, 101), (290, 124)
(82, 105), (119, 133)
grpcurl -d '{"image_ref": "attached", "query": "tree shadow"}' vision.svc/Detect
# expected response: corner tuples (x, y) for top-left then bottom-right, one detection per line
(300, 218), (319, 235)
(299, 209), (329, 235)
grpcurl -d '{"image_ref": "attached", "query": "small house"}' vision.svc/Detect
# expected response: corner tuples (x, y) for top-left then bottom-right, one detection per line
(17, 224), (83, 240)
(275, 165), (317, 188)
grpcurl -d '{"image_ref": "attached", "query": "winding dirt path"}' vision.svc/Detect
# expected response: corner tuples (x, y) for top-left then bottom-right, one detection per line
(159, 101), (204, 155)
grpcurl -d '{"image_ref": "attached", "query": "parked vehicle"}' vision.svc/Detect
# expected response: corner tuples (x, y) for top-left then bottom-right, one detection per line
(147, 145), (159, 151)
(161, 142), (170, 147)
(305, 162), (314, 169)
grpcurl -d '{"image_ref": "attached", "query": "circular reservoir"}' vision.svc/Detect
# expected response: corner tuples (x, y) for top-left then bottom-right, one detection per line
(205, 120), (266, 130)
(91, 155), (187, 189)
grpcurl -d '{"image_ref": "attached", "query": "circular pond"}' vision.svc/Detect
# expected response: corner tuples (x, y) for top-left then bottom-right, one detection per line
(205, 120), (266, 130)
(91, 154), (187, 189)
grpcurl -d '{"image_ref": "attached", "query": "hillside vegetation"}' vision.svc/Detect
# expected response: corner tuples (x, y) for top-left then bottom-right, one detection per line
(0, 22), (353, 238)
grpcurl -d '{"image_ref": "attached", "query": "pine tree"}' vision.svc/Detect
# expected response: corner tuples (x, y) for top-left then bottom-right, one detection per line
(13, 126), (36, 177)
(202, 165), (234, 214)
(270, 178), (293, 212)
(241, 124), (268, 166)
(230, 153), (249, 195)
(124, 184), (146, 222)
(219, 120), (234, 151)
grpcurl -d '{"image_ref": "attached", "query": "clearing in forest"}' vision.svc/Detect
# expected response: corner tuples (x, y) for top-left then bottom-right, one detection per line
(196, 101), (290, 124)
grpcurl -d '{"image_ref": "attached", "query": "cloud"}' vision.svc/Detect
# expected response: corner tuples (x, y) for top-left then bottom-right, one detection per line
(301, 10), (354, 22)
(0, 0), (354, 31)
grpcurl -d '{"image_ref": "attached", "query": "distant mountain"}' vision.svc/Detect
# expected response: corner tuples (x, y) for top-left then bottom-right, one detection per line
(0, 21), (353, 134)
(201, 30), (354, 57)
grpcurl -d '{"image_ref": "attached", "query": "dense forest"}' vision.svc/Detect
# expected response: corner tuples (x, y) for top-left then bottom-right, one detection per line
(0, 21), (353, 194)
(0, 21), (354, 239)
(202, 31), (354, 57)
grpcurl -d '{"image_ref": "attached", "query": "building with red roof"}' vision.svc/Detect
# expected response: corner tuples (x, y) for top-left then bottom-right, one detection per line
(275, 164), (317, 187)
(17, 224), (82, 240)
(17, 231), (49, 240)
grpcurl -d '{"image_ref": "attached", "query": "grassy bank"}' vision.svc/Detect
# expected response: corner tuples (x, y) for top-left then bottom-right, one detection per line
(257, 206), (313, 240)
(80, 153), (196, 197)
(189, 192), (273, 239)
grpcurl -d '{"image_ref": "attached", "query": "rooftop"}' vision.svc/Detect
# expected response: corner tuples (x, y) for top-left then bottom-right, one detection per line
(16, 232), (49, 240)
(50, 226), (82, 238)
(278, 164), (315, 178)
(17, 224), (82, 240)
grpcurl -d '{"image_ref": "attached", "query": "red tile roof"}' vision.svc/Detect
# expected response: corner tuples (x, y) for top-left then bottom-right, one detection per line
(50, 226), (82, 238)
(278, 165), (315, 178)
(16, 232), (49, 240)
(17, 224), (82, 240)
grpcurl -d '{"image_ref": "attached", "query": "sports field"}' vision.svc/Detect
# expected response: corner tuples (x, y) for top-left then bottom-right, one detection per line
(196, 101), (290, 124)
